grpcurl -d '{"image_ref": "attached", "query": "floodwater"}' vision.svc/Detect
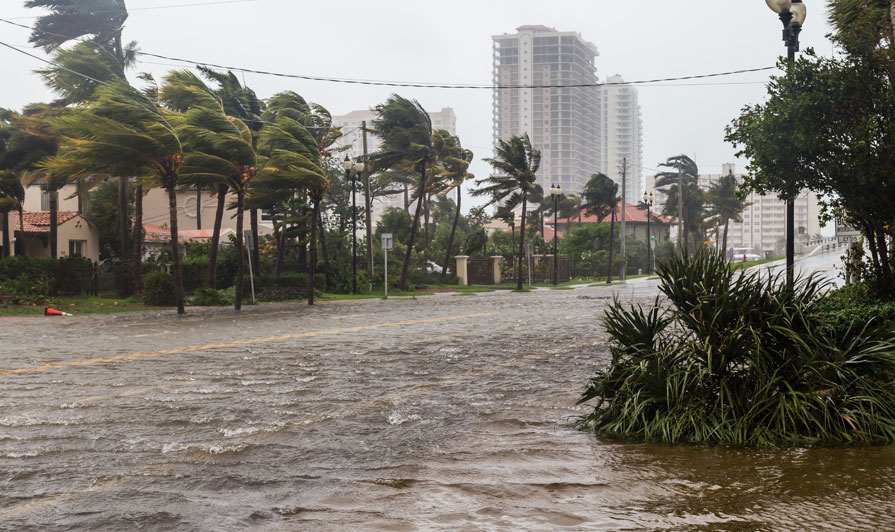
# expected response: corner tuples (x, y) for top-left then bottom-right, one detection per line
(1, 278), (894, 531)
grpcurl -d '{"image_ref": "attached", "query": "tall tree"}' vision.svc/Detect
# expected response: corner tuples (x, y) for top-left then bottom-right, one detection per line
(371, 95), (436, 290)
(161, 70), (259, 310)
(28, 0), (138, 262)
(582, 173), (619, 223)
(472, 134), (541, 291)
(655, 155), (705, 256)
(704, 172), (747, 257)
(430, 131), (473, 278)
(0, 172), (23, 257)
(43, 81), (187, 313)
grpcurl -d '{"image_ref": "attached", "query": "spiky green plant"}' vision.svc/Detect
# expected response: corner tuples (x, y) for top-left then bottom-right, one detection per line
(577, 251), (895, 446)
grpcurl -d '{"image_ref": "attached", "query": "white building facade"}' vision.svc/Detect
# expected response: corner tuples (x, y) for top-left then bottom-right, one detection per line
(491, 25), (602, 196)
(602, 75), (644, 205)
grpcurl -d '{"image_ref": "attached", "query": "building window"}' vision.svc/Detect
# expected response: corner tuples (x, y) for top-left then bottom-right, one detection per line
(41, 191), (50, 211)
(69, 240), (86, 257)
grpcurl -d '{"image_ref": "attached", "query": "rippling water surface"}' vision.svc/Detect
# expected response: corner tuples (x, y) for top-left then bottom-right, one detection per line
(1, 282), (893, 531)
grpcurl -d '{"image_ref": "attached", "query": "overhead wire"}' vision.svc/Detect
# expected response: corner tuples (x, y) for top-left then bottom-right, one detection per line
(1, 0), (262, 21)
(0, 15), (778, 91)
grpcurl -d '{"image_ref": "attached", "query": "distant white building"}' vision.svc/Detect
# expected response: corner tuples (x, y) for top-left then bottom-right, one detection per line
(602, 75), (643, 205)
(646, 163), (822, 255)
(331, 107), (457, 224)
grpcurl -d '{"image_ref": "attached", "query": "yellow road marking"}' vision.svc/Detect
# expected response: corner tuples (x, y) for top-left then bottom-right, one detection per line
(0, 312), (498, 376)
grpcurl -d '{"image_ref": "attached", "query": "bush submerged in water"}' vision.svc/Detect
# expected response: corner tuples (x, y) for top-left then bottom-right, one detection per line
(577, 251), (895, 446)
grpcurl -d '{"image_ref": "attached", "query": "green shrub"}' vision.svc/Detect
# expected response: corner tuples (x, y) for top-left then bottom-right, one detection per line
(191, 287), (235, 306)
(577, 251), (895, 447)
(180, 257), (208, 293)
(814, 283), (895, 338)
(142, 271), (177, 306)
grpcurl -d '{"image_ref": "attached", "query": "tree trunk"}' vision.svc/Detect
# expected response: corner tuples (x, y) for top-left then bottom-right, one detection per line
(195, 187), (202, 230)
(308, 196), (321, 305)
(723, 219), (730, 260)
(318, 208), (330, 291)
(404, 184), (410, 213)
(1, 210), (9, 257)
(119, 175), (129, 260)
(132, 184), (143, 294)
(877, 231), (893, 292)
(517, 195), (527, 291)
(424, 192), (430, 248)
(441, 186), (461, 278)
(399, 163), (427, 290)
(16, 206), (25, 257)
(49, 190), (58, 258)
(235, 190), (245, 311)
(607, 209), (615, 284)
(167, 185), (185, 315)
(510, 224), (516, 258)
(274, 210), (285, 277)
(207, 183), (227, 290)
(250, 208), (260, 276)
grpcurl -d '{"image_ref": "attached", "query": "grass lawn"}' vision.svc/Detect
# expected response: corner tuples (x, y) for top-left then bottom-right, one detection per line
(0, 295), (169, 316)
(318, 290), (432, 301)
(733, 255), (785, 270)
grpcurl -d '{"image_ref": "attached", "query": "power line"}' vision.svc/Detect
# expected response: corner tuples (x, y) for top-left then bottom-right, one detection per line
(1, 15), (777, 91)
(2, 0), (262, 21)
(0, 40), (112, 87)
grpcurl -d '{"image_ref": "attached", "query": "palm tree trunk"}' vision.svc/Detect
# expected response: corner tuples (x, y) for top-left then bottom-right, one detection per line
(399, 163), (427, 290)
(119, 175), (129, 260)
(607, 209), (615, 284)
(723, 219), (729, 260)
(207, 183), (227, 289)
(318, 208), (330, 291)
(195, 187), (202, 230)
(17, 206), (25, 257)
(517, 195), (527, 291)
(441, 186), (461, 278)
(49, 190), (58, 258)
(274, 210), (285, 277)
(1, 210), (10, 257)
(404, 184), (410, 213)
(167, 185), (185, 315)
(308, 196), (321, 305)
(424, 192), (430, 248)
(510, 224), (516, 258)
(250, 208), (260, 276)
(234, 190), (245, 311)
(132, 184), (143, 294)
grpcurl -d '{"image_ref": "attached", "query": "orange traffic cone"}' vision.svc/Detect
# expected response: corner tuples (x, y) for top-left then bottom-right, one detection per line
(45, 307), (73, 317)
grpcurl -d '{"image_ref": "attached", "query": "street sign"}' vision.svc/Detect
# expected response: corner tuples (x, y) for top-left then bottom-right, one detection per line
(381, 233), (393, 251)
(650, 236), (656, 241)
(525, 242), (533, 255)
(244, 229), (254, 251)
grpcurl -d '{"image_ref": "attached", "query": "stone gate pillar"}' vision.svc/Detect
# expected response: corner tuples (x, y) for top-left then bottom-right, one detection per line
(455, 255), (469, 286)
(490, 256), (503, 284)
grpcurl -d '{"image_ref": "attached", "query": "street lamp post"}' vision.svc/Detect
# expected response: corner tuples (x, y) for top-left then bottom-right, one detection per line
(342, 156), (365, 294)
(766, 0), (806, 285)
(550, 183), (562, 285)
(642, 190), (654, 275)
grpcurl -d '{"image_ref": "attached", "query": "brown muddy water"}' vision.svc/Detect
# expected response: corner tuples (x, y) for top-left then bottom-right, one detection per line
(1, 282), (893, 531)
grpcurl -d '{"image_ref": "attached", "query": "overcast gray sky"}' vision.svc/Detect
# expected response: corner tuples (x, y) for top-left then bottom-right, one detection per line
(1, 0), (835, 212)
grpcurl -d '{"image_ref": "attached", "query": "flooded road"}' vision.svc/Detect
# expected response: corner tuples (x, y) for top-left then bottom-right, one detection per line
(2, 281), (894, 531)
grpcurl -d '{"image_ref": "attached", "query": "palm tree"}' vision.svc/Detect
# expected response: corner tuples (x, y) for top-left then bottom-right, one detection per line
(161, 70), (259, 311)
(582, 173), (618, 223)
(371, 95), (437, 290)
(255, 96), (329, 304)
(472, 134), (541, 291)
(430, 131), (473, 278)
(28, 0), (138, 261)
(43, 81), (187, 314)
(705, 171), (748, 257)
(655, 155), (704, 256)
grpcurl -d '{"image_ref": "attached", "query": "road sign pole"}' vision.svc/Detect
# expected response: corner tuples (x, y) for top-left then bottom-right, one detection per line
(382, 233), (393, 299)
(244, 229), (256, 305)
(384, 248), (388, 299)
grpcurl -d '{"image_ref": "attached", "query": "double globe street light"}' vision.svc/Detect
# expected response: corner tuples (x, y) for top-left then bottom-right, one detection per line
(549, 183), (563, 285)
(642, 190), (654, 275)
(765, 0), (807, 285)
(342, 155), (365, 294)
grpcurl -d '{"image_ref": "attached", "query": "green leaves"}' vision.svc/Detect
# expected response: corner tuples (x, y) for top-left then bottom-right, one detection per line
(578, 250), (895, 446)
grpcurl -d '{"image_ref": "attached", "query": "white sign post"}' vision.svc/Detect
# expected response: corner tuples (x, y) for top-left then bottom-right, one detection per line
(525, 242), (533, 287)
(244, 229), (256, 305)
(382, 233), (393, 298)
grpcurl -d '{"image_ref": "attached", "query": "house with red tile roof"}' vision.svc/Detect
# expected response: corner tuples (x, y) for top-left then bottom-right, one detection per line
(141, 223), (237, 258)
(7, 211), (100, 261)
(547, 201), (673, 245)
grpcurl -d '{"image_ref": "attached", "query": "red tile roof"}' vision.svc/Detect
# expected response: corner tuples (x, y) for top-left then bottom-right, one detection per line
(555, 202), (672, 225)
(13, 211), (83, 233)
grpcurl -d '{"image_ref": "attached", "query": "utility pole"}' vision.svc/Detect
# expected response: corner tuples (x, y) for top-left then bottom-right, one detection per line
(362, 121), (373, 286)
(619, 158), (627, 281)
(678, 164), (684, 256)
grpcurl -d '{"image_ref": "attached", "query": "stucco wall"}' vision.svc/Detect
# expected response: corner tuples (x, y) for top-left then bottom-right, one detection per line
(56, 215), (100, 262)
(142, 188), (274, 235)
